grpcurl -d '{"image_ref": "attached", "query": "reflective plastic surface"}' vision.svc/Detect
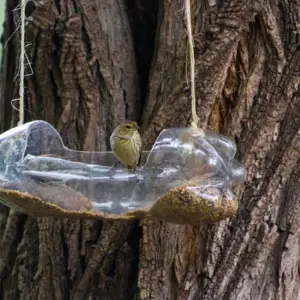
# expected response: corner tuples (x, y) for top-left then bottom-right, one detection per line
(0, 121), (246, 213)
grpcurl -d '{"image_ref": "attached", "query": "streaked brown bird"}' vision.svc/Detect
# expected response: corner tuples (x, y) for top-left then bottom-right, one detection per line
(109, 121), (142, 177)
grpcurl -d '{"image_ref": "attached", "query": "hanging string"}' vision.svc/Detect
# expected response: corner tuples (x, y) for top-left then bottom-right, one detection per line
(17, 0), (26, 126)
(185, 0), (200, 129)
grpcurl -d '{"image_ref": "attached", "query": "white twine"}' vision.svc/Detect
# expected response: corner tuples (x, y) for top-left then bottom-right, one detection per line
(17, 0), (26, 126)
(185, 0), (200, 129)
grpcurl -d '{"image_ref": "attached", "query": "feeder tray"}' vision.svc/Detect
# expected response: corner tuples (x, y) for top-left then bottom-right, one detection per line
(0, 121), (245, 225)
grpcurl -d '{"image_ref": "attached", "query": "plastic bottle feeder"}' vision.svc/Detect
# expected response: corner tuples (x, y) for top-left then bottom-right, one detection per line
(0, 121), (246, 225)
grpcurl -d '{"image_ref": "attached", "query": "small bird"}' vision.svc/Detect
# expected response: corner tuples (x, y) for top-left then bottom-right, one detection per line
(109, 121), (142, 177)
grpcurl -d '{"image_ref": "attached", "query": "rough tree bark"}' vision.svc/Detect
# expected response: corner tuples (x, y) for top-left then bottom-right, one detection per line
(0, 0), (300, 299)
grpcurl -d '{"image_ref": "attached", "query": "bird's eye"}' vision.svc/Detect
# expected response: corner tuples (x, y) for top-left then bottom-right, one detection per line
(125, 125), (131, 129)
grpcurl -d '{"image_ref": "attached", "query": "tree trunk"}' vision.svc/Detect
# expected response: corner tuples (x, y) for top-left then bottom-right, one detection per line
(1, 0), (300, 299)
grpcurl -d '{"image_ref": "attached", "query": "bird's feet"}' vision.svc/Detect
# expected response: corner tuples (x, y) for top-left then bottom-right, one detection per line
(133, 169), (141, 181)
(107, 162), (119, 178)
(107, 168), (116, 179)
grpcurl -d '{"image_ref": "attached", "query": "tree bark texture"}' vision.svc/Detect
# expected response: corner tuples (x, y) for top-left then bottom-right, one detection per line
(0, 0), (300, 299)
